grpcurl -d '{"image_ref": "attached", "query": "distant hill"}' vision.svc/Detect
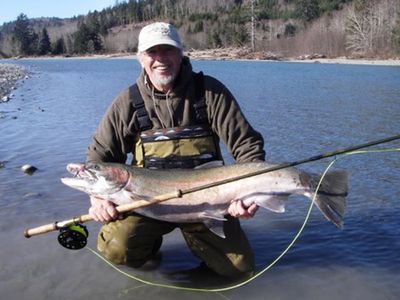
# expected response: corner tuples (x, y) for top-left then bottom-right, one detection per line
(1, 0), (399, 59)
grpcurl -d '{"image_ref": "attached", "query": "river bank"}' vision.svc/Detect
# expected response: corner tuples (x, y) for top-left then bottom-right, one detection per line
(0, 63), (28, 102)
(187, 48), (400, 66)
(2, 47), (400, 66)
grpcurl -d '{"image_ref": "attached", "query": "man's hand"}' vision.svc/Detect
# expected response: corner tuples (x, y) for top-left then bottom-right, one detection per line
(228, 200), (259, 219)
(89, 196), (119, 222)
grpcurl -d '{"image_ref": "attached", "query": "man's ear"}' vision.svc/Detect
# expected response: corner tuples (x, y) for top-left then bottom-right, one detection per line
(137, 53), (145, 68)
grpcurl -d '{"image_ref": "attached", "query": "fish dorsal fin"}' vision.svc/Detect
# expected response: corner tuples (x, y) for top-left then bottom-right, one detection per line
(194, 160), (224, 169)
(203, 219), (226, 239)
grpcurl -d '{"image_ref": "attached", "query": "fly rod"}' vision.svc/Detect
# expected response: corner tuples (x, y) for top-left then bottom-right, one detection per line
(24, 134), (400, 244)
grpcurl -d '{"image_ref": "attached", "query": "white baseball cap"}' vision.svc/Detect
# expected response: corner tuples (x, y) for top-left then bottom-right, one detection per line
(137, 22), (182, 53)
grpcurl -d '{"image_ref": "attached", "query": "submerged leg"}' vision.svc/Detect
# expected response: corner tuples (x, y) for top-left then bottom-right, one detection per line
(97, 213), (176, 267)
(180, 216), (255, 279)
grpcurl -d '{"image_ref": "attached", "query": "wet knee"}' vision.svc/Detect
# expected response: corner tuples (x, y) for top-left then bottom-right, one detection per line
(212, 256), (255, 279)
(97, 230), (127, 265)
(97, 230), (162, 268)
(125, 235), (163, 268)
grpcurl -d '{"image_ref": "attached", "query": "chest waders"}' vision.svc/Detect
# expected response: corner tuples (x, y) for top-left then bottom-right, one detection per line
(95, 72), (255, 278)
(130, 72), (223, 169)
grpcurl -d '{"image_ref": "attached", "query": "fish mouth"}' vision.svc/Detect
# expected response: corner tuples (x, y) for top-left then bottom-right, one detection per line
(60, 163), (98, 191)
(67, 163), (97, 180)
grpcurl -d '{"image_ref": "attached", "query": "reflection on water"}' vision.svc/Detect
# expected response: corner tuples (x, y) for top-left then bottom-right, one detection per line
(0, 59), (399, 299)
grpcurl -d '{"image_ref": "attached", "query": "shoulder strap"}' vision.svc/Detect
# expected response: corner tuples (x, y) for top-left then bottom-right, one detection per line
(193, 71), (208, 124)
(130, 84), (152, 131)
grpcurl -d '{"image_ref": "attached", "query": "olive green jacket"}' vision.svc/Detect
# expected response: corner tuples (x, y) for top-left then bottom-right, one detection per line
(86, 57), (265, 164)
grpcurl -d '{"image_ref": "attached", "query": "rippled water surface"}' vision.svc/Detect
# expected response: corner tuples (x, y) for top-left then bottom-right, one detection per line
(0, 58), (399, 300)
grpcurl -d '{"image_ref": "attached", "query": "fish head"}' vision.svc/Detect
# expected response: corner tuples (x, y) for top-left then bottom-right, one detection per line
(61, 162), (130, 197)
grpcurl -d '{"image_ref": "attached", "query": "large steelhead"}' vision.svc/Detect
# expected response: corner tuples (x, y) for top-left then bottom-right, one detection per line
(61, 162), (348, 237)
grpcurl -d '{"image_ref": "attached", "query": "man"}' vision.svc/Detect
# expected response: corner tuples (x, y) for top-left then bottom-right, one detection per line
(87, 22), (265, 278)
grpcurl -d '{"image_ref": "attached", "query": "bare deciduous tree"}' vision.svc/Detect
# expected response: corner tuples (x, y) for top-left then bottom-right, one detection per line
(346, 0), (399, 56)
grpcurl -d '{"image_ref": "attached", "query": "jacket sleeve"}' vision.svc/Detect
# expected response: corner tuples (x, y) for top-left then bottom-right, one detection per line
(204, 76), (265, 163)
(86, 89), (137, 163)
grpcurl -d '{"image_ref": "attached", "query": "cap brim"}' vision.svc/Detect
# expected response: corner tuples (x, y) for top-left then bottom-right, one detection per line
(138, 40), (182, 53)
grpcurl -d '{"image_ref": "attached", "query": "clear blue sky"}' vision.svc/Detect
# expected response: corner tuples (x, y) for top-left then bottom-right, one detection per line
(0, 0), (117, 25)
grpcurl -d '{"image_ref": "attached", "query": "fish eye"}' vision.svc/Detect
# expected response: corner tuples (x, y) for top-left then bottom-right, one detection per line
(86, 164), (100, 171)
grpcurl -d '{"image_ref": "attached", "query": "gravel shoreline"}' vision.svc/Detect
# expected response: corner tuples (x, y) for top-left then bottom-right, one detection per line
(0, 64), (28, 102)
(7, 48), (400, 66)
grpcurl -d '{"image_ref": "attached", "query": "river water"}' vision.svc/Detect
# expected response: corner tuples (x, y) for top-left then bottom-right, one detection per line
(0, 58), (399, 300)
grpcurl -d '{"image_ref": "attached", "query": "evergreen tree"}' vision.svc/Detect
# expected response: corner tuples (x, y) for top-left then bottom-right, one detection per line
(74, 20), (103, 54)
(74, 22), (91, 53)
(87, 15), (103, 52)
(39, 27), (51, 55)
(99, 13), (109, 35)
(52, 37), (66, 55)
(12, 13), (37, 55)
(295, 0), (320, 22)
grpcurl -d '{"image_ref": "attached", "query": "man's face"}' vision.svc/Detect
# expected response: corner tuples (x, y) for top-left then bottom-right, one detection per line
(139, 45), (182, 92)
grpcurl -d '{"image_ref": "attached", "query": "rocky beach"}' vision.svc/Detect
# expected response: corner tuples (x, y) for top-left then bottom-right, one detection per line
(59, 49), (400, 65)
(0, 63), (27, 102)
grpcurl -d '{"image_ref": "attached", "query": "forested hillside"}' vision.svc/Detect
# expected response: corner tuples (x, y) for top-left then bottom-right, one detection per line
(0, 0), (399, 59)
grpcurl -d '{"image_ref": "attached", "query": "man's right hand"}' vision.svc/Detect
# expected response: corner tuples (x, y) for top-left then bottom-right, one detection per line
(89, 196), (119, 222)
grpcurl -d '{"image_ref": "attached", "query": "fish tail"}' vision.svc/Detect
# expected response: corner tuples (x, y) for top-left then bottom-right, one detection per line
(311, 171), (348, 228)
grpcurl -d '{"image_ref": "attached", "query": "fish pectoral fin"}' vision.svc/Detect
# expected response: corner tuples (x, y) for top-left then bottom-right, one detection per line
(201, 212), (226, 238)
(199, 211), (227, 221)
(194, 160), (224, 169)
(129, 193), (152, 201)
(255, 194), (288, 213)
(130, 195), (149, 201)
(203, 219), (226, 239)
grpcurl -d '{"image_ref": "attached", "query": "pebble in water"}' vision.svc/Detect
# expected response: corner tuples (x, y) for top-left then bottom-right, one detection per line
(21, 164), (38, 175)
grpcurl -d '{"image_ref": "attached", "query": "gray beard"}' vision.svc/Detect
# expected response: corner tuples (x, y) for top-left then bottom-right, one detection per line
(152, 74), (176, 88)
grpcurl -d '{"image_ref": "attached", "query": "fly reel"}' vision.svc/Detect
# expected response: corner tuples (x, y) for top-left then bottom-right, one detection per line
(58, 224), (88, 250)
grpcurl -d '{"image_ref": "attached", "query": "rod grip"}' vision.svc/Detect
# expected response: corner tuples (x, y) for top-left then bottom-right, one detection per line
(24, 223), (57, 238)
(24, 190), (182, 238)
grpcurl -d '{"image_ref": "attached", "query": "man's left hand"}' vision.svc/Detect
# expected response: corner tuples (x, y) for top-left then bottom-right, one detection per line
(228, 200), (259, 219)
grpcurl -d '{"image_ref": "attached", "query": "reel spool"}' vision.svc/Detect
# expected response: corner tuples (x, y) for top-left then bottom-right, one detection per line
(58, 224), (88, 250)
